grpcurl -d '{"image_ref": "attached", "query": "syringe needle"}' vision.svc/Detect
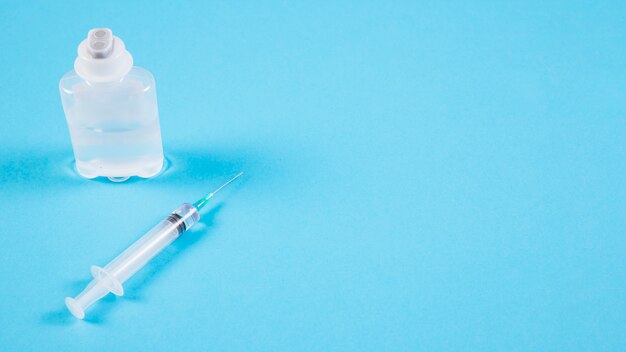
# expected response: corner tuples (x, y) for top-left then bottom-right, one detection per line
(208, 171), (244, 198)
(193, 172), (244, 210)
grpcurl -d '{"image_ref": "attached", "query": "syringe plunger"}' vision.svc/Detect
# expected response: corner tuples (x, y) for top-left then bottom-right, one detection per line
(65, 203), (199, 319)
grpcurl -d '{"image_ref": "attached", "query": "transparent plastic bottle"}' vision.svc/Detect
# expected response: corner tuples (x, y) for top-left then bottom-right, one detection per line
(60, 28), (164, 182)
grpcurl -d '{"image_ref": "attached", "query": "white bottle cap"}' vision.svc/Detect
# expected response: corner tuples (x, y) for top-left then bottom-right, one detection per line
(74, 28), (133, 83)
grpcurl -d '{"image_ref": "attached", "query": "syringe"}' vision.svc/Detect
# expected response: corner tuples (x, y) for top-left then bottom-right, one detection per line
(65, 172), (244, 319)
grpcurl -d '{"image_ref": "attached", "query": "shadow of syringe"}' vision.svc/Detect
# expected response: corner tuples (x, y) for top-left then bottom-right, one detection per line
(64, 172), (244, 320)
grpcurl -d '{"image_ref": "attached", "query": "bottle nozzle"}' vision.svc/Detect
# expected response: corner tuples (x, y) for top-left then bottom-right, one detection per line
(74, 27), (133, 82)
(87, 28), (114, 59)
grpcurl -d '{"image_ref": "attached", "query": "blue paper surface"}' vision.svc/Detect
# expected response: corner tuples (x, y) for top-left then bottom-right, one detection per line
(1, 1), (625, 350)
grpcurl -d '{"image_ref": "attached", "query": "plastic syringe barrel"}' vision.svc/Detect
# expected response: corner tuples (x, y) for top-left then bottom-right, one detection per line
(65, 203), (200, 319)
(104, 203), (199, 283)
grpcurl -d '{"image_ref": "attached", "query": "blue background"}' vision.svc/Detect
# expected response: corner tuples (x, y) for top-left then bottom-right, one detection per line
(1, 1), (625, 350)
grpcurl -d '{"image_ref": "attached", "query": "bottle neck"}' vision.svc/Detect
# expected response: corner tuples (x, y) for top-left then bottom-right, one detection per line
(74, 36), (133, 83)
(83, 76), (125, 87)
